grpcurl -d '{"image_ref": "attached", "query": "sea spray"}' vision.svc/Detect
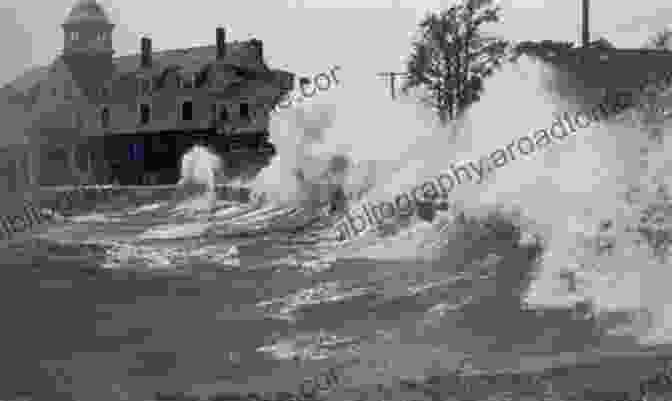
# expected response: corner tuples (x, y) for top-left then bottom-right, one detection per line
(249, 66), (447, 214)
(249, 50), (672, 346)
(174, 144), (222, 214)
(345, 53), (672, 345)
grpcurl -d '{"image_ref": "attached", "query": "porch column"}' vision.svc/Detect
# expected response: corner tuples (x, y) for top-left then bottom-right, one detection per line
(27, 143), (39, 187)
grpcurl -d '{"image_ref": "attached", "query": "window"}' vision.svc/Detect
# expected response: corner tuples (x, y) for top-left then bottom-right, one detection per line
(182, 74), (194, 89)
(219, 104), (229, 121)
(21, 153), (29, 186)
(101, 107), (110, 128)
(139, 103), (151, 125)
(229, 141), (243, 152)
(128, 143), (144, 161)
(75, 144), (89, 172)
(72, 110), (82, 128)
(138, 78), (151, 96)
(181, 101), (193, 121)
(70, 31), (79, 41)
(240, 103), (250, 120)
(100, 85), (110, 98)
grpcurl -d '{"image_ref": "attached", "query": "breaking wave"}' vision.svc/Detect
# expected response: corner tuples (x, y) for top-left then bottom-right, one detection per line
(21, 53), (672, 383)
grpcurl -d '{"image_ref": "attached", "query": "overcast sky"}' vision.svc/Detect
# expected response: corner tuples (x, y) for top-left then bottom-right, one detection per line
(0, 0), (670, 88)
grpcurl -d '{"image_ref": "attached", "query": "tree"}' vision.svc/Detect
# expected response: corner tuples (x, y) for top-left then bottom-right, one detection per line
(646, 27), (672, 51)
(401, 0), (509, 124)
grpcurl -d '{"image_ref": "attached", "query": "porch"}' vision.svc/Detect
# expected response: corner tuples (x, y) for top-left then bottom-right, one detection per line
(36, 128), (276, 187)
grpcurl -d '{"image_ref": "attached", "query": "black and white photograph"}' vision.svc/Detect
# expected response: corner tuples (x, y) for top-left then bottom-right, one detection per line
(2, 0), (672, 400)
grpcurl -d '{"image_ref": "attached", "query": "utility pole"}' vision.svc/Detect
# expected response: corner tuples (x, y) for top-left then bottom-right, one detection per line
(582, 0), (590, 47)
(376, 71), (409, 100)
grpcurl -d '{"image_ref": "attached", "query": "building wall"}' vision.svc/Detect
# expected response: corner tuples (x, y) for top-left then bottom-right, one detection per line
(26, 52), (289, 186)
(0, 1), (293, 190)
(99, 73), (273, 135)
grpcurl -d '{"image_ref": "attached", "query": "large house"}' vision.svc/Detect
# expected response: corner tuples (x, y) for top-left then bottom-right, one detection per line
(0, 0), (294, 191)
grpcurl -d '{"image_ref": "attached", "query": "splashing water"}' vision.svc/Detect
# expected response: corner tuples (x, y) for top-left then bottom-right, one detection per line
(174, 144), (223, 213)
(250, 53), (672, 347)
(17, 53), (672, 401)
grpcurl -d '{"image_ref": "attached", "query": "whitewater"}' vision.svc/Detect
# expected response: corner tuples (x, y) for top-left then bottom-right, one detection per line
(4, 53), (672, 400)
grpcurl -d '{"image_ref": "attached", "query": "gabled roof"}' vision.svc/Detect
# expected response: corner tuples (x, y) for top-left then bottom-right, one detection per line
(7, 65), (50, 94)
(112, 43), (266, 78)
(0, 39), (294, 144)
(5, 40), (270, 97)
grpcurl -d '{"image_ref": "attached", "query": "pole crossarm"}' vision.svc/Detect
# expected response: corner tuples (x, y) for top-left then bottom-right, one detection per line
(376, 71), (410, 99)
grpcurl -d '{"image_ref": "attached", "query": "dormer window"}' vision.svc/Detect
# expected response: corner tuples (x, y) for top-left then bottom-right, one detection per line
(219, 104), (229, 122)
(181, 74), (194, 89)
(139, 103), (151, 125)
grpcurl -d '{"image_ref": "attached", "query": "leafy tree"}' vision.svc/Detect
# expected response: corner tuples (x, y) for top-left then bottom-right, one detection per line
(402, 0), (509, 124)
(646, 27), (672, 50)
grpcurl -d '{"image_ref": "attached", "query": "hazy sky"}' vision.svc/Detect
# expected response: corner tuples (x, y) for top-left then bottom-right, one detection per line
(0, 0), (670, 88)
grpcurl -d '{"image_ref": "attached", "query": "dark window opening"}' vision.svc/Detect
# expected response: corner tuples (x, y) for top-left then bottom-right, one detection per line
(139, 79), (151, 95)
(140, 104), (151, 125)
(182, 75), (194, 89)
(75, 144), (89, 172)
(182, 101), (193, 121)
(101, 107), (110, 128)
(219, 105), (229, 121)
(240, 103), (250, 120)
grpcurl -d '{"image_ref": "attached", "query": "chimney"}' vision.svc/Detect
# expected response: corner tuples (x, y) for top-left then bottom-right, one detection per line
(141, 37), (152, 67)
(250, 39), (263, 61)
(582, 0), (590, 47)
(216, 27), (226, 60)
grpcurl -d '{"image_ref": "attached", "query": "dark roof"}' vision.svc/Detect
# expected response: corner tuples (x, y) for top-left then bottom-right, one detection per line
(64, 0), (112, 25)
(5, 41), (272, 95)
(112, 43), (265, 77)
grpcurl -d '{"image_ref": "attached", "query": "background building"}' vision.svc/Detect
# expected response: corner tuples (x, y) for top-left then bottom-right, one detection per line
(0, 0), (294, 190)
